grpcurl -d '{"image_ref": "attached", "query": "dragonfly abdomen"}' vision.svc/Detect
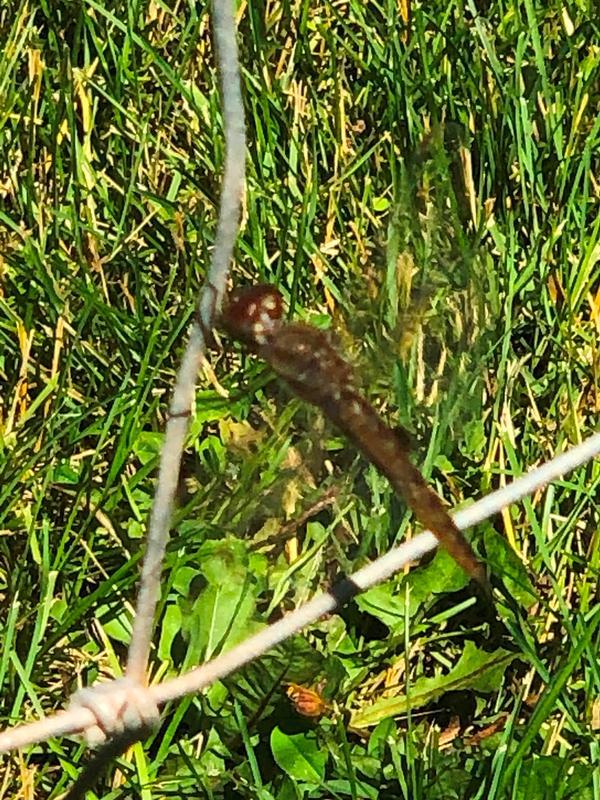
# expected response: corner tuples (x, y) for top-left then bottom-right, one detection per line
(221, 284), (487, 586)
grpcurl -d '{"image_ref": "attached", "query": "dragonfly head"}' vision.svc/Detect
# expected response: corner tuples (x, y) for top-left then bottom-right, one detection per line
(221, 284), (284, 347)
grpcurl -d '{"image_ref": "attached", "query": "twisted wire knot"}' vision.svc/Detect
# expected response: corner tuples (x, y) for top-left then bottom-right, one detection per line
(68, 678), (160, 747)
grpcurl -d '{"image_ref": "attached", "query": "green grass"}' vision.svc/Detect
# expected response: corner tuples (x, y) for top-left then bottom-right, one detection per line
(1, 0), (599, 797)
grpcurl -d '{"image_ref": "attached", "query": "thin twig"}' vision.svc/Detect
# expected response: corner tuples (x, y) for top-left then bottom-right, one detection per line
(251, 486), (340, 551)
(126, 0), (246, 684)
(2, 432), (598, 754)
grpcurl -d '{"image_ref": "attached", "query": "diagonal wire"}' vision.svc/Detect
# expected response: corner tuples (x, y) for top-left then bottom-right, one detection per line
(1, 431), (599, 755)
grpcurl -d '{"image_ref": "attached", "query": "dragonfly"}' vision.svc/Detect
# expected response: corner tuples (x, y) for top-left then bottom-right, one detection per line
(220, 283), (487, 588)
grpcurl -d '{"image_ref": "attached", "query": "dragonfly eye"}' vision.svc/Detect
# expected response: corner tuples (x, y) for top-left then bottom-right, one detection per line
(222, 284), (284, 346)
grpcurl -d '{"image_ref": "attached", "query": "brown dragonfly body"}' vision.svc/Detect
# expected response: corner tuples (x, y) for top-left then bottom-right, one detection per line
(222, 285), (486, 586)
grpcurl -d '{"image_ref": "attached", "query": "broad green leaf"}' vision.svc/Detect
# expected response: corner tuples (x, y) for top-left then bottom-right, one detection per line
(270, 728), (326, 783)
(484, 526), (537, 607)
(277, 777), (302, 800)
(127, 519), (144, 539)
(179, 538), (262, 664)
(356, 582), (409, 632)
(427, 766), (472, 799)
(350, 641), (518, 728)
(278, 634), (327, 684)
(373, 195), (390, 211)
(367, 718), (396, 759)
(433, 454), (455, 473)
(325, 778), (378, 798)
(97, 606), (131, 645)
(196, 727), (228, 779)
(132, 431), (163, 465)
(406, 547), (470, 600)
(53, 461), (80, 484)
(459, 418), (487, 460)
(49, 597), (67, 622)
(172, 564), (202, 596)
(514, 756), (594, 800)
(158, 602), (182, 663)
